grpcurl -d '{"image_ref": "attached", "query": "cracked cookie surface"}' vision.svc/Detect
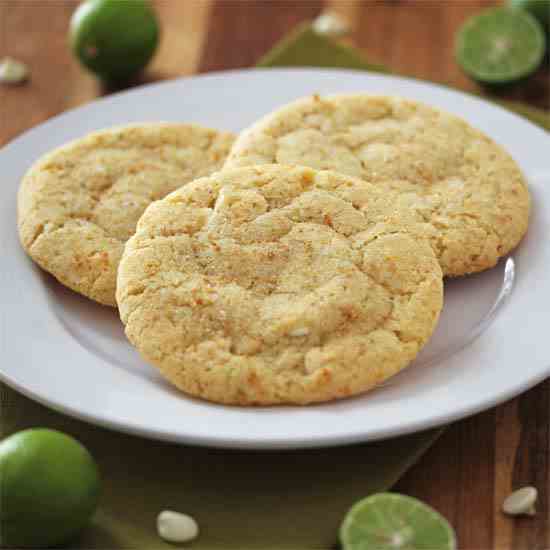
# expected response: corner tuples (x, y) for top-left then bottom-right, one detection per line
(225, 94), (530, 277)
(18, 123), (235, 306)
(117, 165), (443, 405)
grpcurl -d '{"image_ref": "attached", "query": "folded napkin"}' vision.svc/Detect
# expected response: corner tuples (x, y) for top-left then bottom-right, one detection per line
(1, 24), (547, 550)
(1, 389), (439, 549)
(259, 23), (550, 131)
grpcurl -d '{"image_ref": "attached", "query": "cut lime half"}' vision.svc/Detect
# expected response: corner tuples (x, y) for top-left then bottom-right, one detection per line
(456, 7), (546, 84)
(340, 492), (456, 550)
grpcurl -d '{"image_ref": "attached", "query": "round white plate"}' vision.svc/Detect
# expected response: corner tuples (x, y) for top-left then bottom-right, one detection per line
(1, 69), (549, 449)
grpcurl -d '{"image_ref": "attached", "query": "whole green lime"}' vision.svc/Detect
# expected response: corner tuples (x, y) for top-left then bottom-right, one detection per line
(70, 0), (159, 83)
(508, 0), (550, 29)
(0, 429), (100, 548)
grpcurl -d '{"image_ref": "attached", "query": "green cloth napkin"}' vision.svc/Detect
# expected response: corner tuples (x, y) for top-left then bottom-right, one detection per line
(259, 23), (550, 131)
(1, 388), (439, 549)
(2, 24), (548, 550)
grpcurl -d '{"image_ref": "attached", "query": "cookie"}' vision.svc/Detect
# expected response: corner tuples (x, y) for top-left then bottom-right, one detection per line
(225, 94), (530, 277)
(116, 165), (443, 405)
(18, 123), (235, 306)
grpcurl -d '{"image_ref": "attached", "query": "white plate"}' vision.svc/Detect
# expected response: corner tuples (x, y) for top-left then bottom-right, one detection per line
(1, 69), (549, 449)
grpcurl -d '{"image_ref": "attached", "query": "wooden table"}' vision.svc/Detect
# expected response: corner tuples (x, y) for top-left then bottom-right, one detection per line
(1, 2), (548, 548)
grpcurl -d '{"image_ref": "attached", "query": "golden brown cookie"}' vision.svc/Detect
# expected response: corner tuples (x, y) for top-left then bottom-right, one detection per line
(225, 94), (530, 277)
(117, 165), (443, 405)
(18, 123), (235, 306)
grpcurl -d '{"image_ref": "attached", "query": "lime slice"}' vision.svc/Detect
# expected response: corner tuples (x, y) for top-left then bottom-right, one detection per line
(508, 0), (550, 30)
(340, 493), (456, 550)
(70, 0), (159, 83)
(0, 429), (100, 548)
(455, 7), (546, 84)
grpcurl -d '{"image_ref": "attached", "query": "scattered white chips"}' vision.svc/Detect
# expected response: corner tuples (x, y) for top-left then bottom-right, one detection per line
(502, 486), (537, 517)
(157, 510), (199, 543)
(0, 57), (29, 85)
(312, 11), (350, 37)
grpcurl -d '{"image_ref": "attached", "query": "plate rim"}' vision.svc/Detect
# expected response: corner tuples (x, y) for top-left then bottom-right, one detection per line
(3, 67), (548, 152)
(2, 354), (549, 450)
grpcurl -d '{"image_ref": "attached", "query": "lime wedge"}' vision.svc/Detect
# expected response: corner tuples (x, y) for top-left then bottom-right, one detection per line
(455, 7), (546, 84)
(340, 493), (456, 550)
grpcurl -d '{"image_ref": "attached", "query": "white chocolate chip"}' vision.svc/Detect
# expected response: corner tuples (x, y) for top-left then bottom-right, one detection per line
(157, 510), (199, 543)
(312, 12), (350, 37)
(502, 486), (537, 516)
(0, 57), (29, 85)
(290, 327), (310, 337)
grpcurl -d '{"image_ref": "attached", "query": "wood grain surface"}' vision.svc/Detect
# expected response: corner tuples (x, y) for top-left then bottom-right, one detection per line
(1, 1), (549, 548)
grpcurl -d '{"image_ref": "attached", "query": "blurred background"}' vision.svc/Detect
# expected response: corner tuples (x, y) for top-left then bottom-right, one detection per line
(1, 0), (548, 145)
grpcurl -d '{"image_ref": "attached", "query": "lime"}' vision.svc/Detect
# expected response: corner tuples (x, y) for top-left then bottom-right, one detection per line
(0, 429), (100, 548)
(508, 0), (550, 30)
(340, 493), (456, 550)
(455, 7), (546, 84)
(70, 0), (159, 83)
